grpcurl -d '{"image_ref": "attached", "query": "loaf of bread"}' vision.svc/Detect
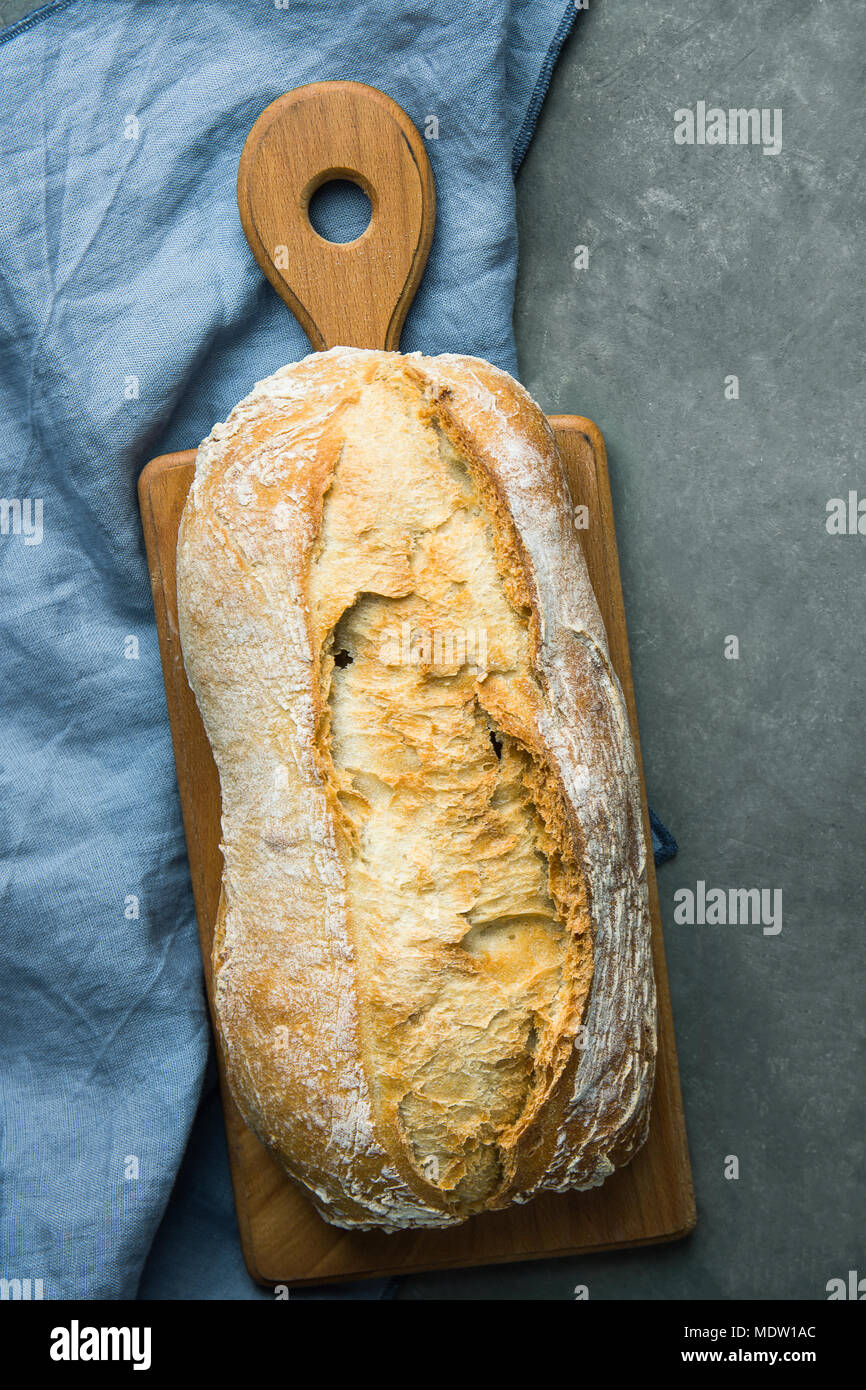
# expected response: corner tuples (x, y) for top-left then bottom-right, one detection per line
(176, 348), (656, 1231)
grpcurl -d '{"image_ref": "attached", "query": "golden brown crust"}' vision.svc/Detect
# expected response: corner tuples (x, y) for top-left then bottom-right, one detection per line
(177, 348), (656, 1230)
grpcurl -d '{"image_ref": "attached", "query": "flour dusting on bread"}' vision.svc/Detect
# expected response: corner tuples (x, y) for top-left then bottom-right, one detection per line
(177, 348), (656, 1230)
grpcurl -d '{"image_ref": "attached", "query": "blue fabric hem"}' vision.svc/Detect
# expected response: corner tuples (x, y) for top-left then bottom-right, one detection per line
(0, 0), (75, 47)
(649, 807), (678, 865)
(512, 3), (580, 174)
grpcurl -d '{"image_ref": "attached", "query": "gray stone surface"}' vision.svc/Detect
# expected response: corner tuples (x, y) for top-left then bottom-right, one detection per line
(399, 0), (865, 1300)
(0, 0), (30, 27)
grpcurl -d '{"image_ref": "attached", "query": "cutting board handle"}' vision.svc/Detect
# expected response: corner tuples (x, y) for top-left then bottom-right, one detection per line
(237, 82), (436, 352)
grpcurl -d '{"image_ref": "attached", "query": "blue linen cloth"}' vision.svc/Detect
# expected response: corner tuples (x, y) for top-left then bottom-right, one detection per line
(0, 0), (674, 1300)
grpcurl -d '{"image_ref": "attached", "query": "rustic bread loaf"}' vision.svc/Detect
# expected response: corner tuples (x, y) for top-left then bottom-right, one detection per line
(176, 348), (656, 1231)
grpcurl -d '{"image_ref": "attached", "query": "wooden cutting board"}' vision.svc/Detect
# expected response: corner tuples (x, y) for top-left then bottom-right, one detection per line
(139, 82), (695, 1286)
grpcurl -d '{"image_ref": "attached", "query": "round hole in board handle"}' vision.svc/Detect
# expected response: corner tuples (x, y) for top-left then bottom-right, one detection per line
(307, 178), (373, 245)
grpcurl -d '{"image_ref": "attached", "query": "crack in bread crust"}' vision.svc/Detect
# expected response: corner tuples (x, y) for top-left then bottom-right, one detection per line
(312, 380), (591, 1215)
(177, 348), (656, 1230)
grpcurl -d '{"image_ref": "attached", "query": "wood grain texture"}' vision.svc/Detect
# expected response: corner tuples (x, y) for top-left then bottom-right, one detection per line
(237, 83), (436, 352)
(138, 417), (696, 1286)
